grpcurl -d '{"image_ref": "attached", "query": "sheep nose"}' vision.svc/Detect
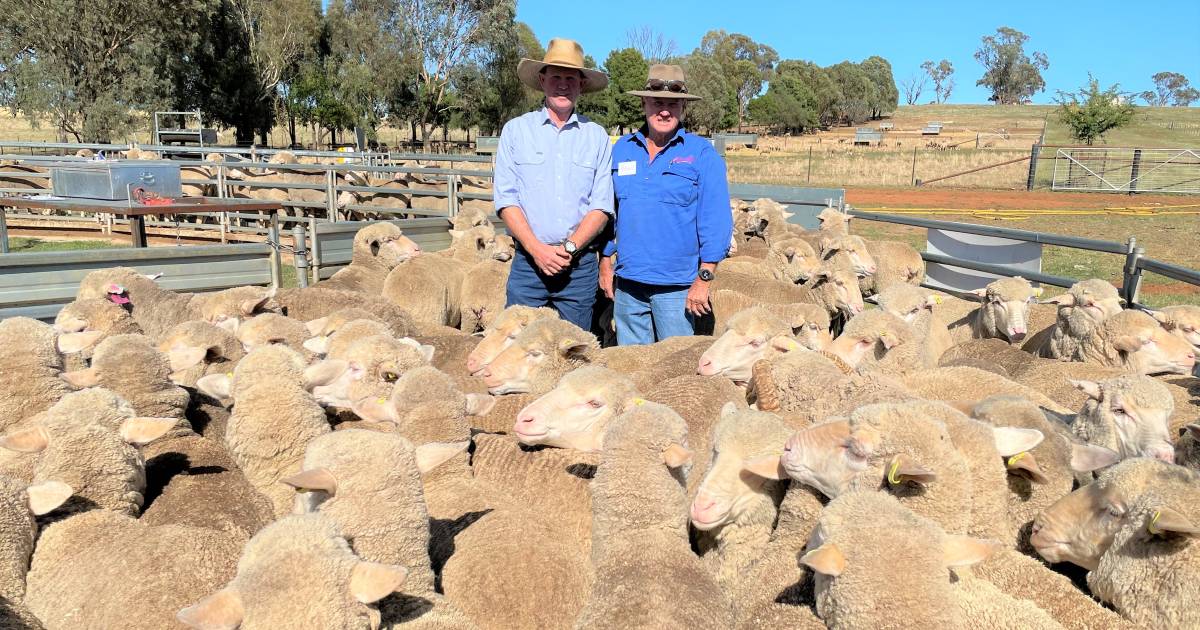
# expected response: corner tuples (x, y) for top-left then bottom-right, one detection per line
(697, 356), (714, 375)
(866, 264), (877, 274)
(466, 357), (480, 373)
(1149, 445), (1176, 464)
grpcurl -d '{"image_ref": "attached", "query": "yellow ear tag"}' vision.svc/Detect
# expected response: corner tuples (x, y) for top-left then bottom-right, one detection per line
(788, 340), (798, 351)
(377, 398), (387, 405)
(887, 458), (903, 485)
(226, 372), (234, 378)
(1148, 510), (1162, 536)
(633, 398), (646, 406)
(1006, 452), (1028, 467)
(933, 295), (943, 304)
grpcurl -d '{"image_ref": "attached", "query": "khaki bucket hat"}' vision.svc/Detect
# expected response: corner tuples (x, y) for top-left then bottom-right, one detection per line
(517, 38), (609, 94)
(627, 64), (703, 101)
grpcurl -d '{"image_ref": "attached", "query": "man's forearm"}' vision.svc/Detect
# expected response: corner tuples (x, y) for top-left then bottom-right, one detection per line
(567, 210), (609, 249)
(499, 206), (541, 251)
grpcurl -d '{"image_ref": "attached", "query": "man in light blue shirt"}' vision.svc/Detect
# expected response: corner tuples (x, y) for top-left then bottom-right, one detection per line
(493, 38), (613, 331)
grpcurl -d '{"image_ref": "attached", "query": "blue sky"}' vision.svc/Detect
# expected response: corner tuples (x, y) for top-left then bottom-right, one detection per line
(515, 0), (1200, 105)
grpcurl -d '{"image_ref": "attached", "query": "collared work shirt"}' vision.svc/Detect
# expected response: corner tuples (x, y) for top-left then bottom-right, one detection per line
(604, 128), (732, 285)
(493, 108), (614, 244)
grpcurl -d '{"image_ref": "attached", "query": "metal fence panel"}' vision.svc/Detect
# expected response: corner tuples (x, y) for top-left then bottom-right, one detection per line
(0, 243), (272, 321)
(1051, 148), (1200, 194)
(728, 184), (844, 229)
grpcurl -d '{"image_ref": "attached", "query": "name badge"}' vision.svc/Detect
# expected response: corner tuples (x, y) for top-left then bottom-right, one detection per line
(617, 161), (637, 176)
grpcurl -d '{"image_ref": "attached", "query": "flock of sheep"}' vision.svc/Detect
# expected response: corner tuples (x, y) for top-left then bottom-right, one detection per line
(0, 197), (1198, 629)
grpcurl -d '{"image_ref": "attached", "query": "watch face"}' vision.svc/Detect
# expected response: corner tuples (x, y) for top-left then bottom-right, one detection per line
(698, 269), (714, 281)
(564, 240), (577, 254)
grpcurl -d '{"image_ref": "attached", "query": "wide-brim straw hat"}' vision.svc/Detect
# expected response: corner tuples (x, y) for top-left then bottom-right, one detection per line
(517, 38), (609, 94)
(627, 64), (703, 101)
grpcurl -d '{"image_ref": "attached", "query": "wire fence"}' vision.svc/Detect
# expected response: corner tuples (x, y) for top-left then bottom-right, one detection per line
(1048, 147), (1200, 194)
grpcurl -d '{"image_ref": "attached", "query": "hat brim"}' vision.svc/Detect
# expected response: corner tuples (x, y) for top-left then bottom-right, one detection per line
(626, 89), (703, 101)
(517, 59), (609, 94)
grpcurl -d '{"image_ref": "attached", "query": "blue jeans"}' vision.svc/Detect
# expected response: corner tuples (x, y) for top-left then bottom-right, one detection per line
(614, 277), (695, 345)
(506, 247), (598, 331)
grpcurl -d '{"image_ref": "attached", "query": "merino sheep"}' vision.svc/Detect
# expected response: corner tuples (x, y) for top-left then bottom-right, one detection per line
(1078, 309), (1196, 375)
(1069, 375), (1175, 463)
(157, 320), (245, 388)
(76, 267), (200, 340)
(690, 405), (795, 588)
(721, 236), (822, 284)
(1032, 458), (1200, 627)
(307, 334), (431, 410)
(0, 388), (175, 516)
(285, 430), (473, 627)
(801, 491), (1063, 629)
(218, 345), (332, 516)
(818, 233), (877, 278)
(465, 305), (560, 375)
(52, 298), (141, 367)
(0, 318), (74, 431)
(177, 513), (409, 629)
(824, 308), (933, 375)
(274, 286), (417, 337)
(698, 307), (802, 386)
(860, 238), (925, 295)
(512, 366), (640, 451)
(709, 291), (832, 351)
(712, 262), (865, 320)
(301, 307), (398, 357)
(750, 348), (915, 424)
(383, 227), (505, 328)
(1035, 279), (1124, 360)
(1155, 304), (1200, 354)
(26, 509), (242, 630)
(59, 334), (192, 430)
(233, 312), (315, 357)
(873, 284), (953, 361)
(319, 222), (423, 294)
(478, 318), (602, 395)
(189, 285), (278, 329)
(575, 402), (734, 629)
(969, 276), (1040, 344)
(0, 475), (72, 601)
(460, 258), (513, 334)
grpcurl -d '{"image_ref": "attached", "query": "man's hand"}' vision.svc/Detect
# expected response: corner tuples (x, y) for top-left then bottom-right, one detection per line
(599, 256), (615, 299)
(532, 243), (571, 276)
(685, 279), (711, 316)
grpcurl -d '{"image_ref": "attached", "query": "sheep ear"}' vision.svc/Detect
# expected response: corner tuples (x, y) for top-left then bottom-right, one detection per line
(769, 334), (801, 354)
(349, 561), (409, 604)
(447, 229), (464, 241)
(302, 336), (330, 356)
(720, 401), (739, 418)
(783, 247), (796, 262)
(0, 426), (50, 453)
(742, 454), (786, 480)
(800, 542), (845, 576)
(1004, 452), (1049, 484)
(176, 588), (244, 630)
(1111, 334), (1148, 353)
(966, 288), (987, 301)
(862, 294), (879, 304)
(415, 441), (469, 474)
(1070, 443), (1121, 473)
(1186, 424), (1200, 440)
(57, 330), (105, 354)
(845, 426), (879, 464)
(303, 360), (349, 389)
(886, 454), (936, 486)
(351, 396), (400, 424)
(878, 332), (899, 350)
(1147, 507), (1200, 538)
(943, 535), (999, 568)
(305, 316), (330, 336)
(26, 480), (73, 515)
(1040, 293), (1075, 307)
(119, 417), (176, 445)
(168, 346), (208, 372)
(662, 443), (692, 469)
(215, 318), (240, 334)
(559, 338), (594, 360)
(196, 373), (233, 400)
(239, 294), (273, 316)
(464, 393), (496, 417)
(1069, 379), (1103, 401)
(60, 367), (100, 388)
(819, 236), (838, 253)
(992, 427), (1044, 457)
(416, 344), (435, 363)
(281, 467), (338, 495)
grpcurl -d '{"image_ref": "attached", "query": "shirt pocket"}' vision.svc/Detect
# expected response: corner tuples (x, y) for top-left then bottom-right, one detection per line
(660, 162), (699, 206)
(513, 148), (546, 187)
(570, 155), (597, 198)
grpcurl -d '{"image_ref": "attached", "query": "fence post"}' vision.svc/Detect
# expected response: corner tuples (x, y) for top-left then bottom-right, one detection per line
(0, 207), (8, 254)
(268, 212), (282, 289)
(309, 216), (321, 281)
(1129, 149), (1143, 195)
(807, 146), (813, 183)
(447, 174), (459, 217)
(975, 133), (979, 149)
(1025, 143), (1041, 191)
(292, 224), (310, 288)
(1122, 237), (1143, 306)
(326, 169), (338, 222)
(910, 148), (918, 186)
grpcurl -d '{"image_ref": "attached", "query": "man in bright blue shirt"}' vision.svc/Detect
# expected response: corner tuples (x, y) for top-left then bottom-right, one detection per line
(493, 39), (613, 331)
(599, 64), (732, 345)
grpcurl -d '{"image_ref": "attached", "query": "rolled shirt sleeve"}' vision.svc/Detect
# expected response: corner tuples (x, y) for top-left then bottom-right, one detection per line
(588, 136), (615, 216)
(492, 120), (521, 214)
(696, 147), (733, 264)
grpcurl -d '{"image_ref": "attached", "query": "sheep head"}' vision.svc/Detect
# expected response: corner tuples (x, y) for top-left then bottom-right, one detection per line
(479, 319), (600, 395)
(819, 234), (877, 278)
(352, 222), (421, 269)
(512, 366), (640, 452)
(1088, 309), (1196, 375)
(1071, 375), (1176, 463)
(826, 309), (910, 369)
(971, 276), (1037, 343)
(466, 305), (559, 377)
(697, 307), (795, 386)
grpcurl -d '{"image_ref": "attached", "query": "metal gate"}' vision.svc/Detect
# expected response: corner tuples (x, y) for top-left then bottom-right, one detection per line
(1051, 147), (1200, 194)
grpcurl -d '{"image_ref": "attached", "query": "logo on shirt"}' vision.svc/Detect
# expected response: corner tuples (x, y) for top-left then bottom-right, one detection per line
(669, 156), (695, 165)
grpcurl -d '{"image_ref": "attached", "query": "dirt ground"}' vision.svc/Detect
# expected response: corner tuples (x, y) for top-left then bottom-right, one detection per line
(845, 187), (1195, 211)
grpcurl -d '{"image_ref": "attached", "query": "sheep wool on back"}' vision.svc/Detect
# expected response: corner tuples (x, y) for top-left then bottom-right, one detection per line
(0, 318), (73, 432)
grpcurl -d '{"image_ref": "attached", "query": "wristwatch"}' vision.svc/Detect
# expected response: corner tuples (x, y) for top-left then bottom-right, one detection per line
(563, 239), (578, 255)
(697, 268), (714, 282)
